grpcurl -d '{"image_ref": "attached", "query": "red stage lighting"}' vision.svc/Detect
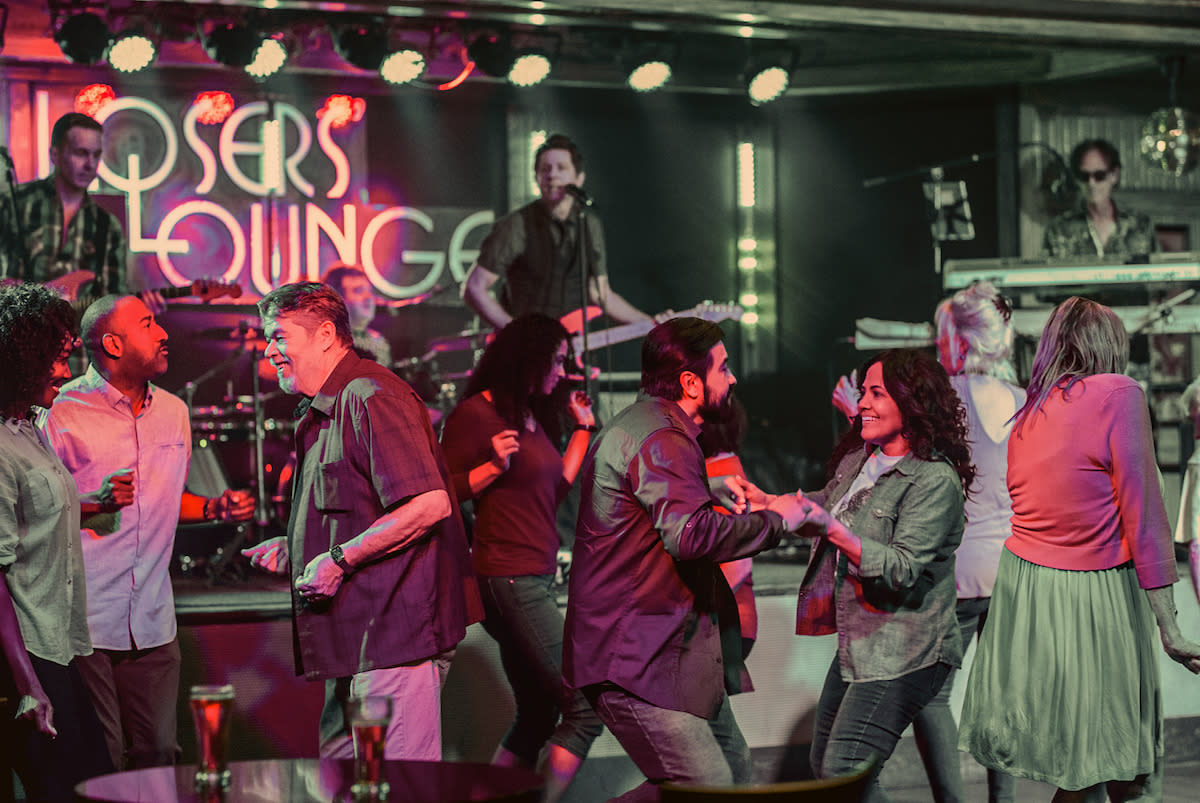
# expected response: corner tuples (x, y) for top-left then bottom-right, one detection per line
(317, 95), (366, 129)
(192, 91), (235, 125)
(74, 84), (116, 117)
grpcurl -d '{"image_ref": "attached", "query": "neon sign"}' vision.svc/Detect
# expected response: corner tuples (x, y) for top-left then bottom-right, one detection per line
(92, 95), (491, 298)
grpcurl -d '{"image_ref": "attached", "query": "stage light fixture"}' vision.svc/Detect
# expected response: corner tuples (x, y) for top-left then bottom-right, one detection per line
(380, 47), (426, 85)
(56, 12), (111, 65)
(509, 49), (551, 87)
(205, 22), (264, 68)
(746, 63), (789, 105)
(108, 29), (157, 73)
(246, 36), (288, 80)
(625, 39), (676, 93)
(628, 60), (671, 92)
(1141, 57), (1199, 177)
(335, 23), (389, 72)
(467, 31), (515, 78)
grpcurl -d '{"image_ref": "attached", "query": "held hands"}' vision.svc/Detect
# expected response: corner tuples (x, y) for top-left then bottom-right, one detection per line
(211, 489), (256, 522)
(832, 370), (860, 422)
(567, 390), (595, 428)
(721, 476), (771, 514)
(295, 551), (345, 603)
(97, 468), (135, 510)
(490, 429), (521, 472)
(241, 536), (290, 575)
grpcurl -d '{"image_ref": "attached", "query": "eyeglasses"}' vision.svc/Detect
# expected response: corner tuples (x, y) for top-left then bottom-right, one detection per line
(1075, 169), (1111, 183)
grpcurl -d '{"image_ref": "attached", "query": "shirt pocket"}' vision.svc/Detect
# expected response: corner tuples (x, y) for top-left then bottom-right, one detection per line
(24, 468), (65, 518)
(315, 459), (354, 513)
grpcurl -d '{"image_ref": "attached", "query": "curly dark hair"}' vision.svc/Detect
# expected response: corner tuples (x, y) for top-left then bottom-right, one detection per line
(465, 314), (570, 436)
(829, 348), (975, 498)
(0, 284), (79, 418)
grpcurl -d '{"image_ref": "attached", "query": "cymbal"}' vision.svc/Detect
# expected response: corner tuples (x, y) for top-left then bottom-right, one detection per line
(424, 329), (492, 354)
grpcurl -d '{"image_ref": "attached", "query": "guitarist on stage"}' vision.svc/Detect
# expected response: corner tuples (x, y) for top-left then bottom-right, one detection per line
(463, 133), (657, 331)
(0, 112), (164, 314)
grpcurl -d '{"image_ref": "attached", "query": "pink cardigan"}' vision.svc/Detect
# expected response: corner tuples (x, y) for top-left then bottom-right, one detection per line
(1006, 373), (1177, 589)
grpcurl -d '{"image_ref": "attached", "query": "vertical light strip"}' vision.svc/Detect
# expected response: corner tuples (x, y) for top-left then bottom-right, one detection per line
(737, 142), (756, 209)
(261, 118), (284, 195)
(36, 90), (52, 179)
(529, 129), (547, 197)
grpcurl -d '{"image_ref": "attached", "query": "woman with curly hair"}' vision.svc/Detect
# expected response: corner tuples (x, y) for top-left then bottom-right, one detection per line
(797, 348), (974, 801)
(439, 314), (602, 803)
(0, 283), (113, 801)
(959, 297), (1200, 801)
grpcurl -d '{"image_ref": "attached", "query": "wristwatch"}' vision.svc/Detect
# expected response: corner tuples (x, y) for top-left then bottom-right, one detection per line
(330, 544), (353, 574)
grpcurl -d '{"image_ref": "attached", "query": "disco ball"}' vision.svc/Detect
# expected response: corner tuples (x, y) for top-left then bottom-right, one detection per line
(1141, 106), (1200, 177)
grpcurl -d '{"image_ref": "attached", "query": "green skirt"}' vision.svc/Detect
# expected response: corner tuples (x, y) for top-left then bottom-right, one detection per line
(958, 548), (1162, 791)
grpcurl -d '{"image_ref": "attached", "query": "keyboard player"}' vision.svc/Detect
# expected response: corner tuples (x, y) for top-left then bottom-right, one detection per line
(1042, 138), (1158, 259)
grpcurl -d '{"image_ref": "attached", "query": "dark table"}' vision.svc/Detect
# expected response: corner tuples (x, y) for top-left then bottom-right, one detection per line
(75, 759), (543, 803)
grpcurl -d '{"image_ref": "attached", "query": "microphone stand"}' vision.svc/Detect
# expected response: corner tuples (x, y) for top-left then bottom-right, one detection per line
(575, 195), (593, 397)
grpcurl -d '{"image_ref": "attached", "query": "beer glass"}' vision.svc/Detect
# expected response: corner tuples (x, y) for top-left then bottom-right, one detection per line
(190, 684), (235, 789)
(349, 695), (393, 800)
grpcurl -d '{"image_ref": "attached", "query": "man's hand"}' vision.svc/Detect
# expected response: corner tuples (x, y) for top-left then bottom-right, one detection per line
(211, 489), (255, 522)
(97, 468), (134, 510)
(490, 429), (521, 472)
(295, 552), (345, 602)
(832, 370), (860, 422)
(242, 536), (290, 575)
(721, 475), (774, 514)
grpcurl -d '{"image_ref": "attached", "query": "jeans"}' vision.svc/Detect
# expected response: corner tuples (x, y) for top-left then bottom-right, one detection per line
(319, 650), (454, 760)
(912, 597), (1015, 803)
(481, 574), (603, 763)
(587, 683), (750, 803)
(811, 656), (951, 803)
(75, 638), (182, 769)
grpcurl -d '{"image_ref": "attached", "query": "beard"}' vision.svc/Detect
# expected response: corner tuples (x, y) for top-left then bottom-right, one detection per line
(698, 385), (734, 421)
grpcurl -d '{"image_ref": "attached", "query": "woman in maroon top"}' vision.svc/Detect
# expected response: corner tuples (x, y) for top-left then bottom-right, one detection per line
(440, 314), (601, 803)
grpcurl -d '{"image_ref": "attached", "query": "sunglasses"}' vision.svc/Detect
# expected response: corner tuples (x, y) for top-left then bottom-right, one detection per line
(1075, 169), (1112, 183)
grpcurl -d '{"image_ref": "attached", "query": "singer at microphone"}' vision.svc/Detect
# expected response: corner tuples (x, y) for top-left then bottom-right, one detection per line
(461, 132), (657, 331)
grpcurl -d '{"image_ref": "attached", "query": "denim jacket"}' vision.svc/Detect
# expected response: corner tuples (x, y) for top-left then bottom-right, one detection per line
(796, 447), (964, 681)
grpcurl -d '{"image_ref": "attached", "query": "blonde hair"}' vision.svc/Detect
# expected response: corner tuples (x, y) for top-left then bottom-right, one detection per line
(934, 280), (1016, 383)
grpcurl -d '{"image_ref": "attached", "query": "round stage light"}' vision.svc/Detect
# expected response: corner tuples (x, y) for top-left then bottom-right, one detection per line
(509, 50), (551, 87)
(108, 31), (156, 73)
(747, 65), (789, 105)
(380, 48), (427, 85)
(247, 38), (288, 80)
(628, 60), (671, 92)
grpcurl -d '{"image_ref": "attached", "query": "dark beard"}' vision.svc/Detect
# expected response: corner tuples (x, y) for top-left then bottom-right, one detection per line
(698, 386), (734, 421)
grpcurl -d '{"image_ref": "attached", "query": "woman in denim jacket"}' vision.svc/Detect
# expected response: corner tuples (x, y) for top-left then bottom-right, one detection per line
(797, 348), (974, 802)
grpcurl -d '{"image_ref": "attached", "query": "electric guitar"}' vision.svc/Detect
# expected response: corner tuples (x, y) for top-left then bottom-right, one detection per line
(43, 269), (243, 307)
(568, 301), (744, 357)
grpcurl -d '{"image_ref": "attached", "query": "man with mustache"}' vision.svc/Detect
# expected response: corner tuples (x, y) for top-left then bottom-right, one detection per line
(41, 294), (253, 769)
(242, 281), (479, 760)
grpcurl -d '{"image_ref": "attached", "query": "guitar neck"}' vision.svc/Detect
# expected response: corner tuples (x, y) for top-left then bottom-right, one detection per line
(572, 319), (656, 352)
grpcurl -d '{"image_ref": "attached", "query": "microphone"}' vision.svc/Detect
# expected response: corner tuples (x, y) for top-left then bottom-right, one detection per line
(564, 184), (593, 207)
